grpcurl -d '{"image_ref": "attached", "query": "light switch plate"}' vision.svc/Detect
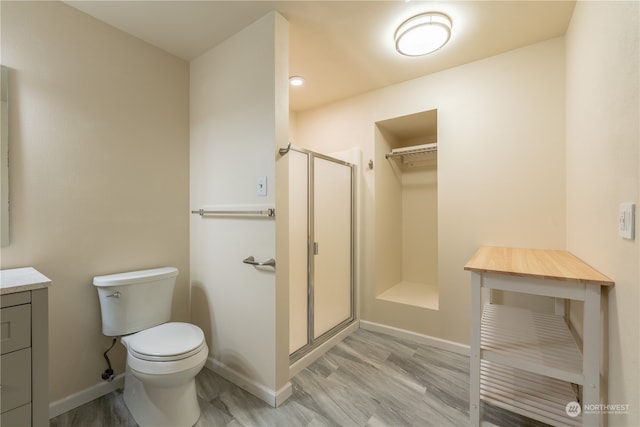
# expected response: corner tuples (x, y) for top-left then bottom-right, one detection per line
(257, 176), (267, 196)
(618, 202), (635, 240)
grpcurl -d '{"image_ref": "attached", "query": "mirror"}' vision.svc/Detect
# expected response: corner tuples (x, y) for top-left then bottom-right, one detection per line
(1, 66), (8, 247)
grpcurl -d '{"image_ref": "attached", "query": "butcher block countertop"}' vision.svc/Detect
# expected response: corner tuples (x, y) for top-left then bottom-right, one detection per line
(464, 246), (614, 286)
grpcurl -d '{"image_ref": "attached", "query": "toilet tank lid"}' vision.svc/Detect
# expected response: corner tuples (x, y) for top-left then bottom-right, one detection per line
(93, 267), (178, 287)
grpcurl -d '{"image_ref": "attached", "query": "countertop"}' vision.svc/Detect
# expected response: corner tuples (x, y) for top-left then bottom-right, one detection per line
(464, 246), (614, 286)
(0, 267), (52, 295)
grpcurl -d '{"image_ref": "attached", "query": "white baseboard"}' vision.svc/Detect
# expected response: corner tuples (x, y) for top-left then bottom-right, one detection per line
(49, 373), (125, 419)
(289, 320), (360, 378)
(205, 359), (292, 408)
(359, 320), (470, 356)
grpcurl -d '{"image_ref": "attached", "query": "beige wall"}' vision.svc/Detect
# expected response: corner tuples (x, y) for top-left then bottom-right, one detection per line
(189, 11), (290, 401)
(0, 1), (190, 404)
(402, 166), (438, 286)
(565, 1), (639, 424)
(374, 127), (403, 294)
(294, 38), (566, 344)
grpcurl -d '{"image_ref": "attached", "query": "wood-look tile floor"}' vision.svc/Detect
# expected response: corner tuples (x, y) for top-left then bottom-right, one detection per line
(50, 329), (548, 426)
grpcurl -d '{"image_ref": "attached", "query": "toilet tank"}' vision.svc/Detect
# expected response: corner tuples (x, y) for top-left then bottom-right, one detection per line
(93, 267), (178, 336)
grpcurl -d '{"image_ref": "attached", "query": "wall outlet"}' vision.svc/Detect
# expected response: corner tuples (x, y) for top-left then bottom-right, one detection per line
(257, 176), (267, 196)
(618, 202), (635, 240)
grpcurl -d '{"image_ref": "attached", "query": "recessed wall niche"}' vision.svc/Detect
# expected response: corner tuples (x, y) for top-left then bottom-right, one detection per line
(374, 109), (438, 310)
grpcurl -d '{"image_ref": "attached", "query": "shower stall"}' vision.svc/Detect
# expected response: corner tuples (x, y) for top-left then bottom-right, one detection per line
(285, 146), (356, 362)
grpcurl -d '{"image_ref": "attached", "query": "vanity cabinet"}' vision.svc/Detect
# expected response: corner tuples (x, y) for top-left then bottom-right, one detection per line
(465, 247), (614, 427)
(1, 268), (51, 427)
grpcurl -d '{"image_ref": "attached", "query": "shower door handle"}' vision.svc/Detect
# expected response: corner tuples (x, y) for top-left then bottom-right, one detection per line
(313, 242), (319, 255)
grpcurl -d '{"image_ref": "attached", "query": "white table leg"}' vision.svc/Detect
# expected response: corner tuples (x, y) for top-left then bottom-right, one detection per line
(582, 284), (602, 426)
(555, 297), (565, 317)
(470, 272), (482, 426)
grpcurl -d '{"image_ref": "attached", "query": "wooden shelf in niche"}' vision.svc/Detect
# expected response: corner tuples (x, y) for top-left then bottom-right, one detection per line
(376, 281), (439, 310)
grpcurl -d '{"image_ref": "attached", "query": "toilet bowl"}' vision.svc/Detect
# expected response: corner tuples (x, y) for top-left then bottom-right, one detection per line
(121, 322), (208, 427)
(93, 268), (208, 427)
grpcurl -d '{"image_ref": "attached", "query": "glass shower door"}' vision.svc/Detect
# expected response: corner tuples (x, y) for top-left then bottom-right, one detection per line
(289, 150), (309, 354)
(312, 156), (353, 338)
(288, 148), (355, 361)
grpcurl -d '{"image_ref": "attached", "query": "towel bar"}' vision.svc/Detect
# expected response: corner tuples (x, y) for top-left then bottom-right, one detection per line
(191, 208), (275, 217)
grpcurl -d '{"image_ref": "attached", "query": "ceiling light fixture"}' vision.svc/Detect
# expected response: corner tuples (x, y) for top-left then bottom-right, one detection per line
(289, 76), (305, 87)
(394, 12), (452, 57)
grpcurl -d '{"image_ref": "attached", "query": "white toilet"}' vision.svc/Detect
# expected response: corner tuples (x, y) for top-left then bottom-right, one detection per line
(93, 267), (208, 427)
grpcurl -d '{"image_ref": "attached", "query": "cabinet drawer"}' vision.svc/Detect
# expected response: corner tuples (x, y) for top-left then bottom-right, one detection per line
(1, 292), (30, 308)
(0, 348), (32, 413)
(1, 403), (31, 426)
(0, 304), (31, 355)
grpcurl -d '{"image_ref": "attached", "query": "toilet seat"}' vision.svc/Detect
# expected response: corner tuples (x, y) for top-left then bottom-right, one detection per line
(124, 322), (206, 362)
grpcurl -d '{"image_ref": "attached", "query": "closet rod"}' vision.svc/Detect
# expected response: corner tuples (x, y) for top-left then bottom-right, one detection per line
(385, 143), (437, 159)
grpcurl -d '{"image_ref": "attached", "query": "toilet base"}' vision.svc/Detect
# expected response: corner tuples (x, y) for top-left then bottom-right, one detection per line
(123, 364), (201, 427)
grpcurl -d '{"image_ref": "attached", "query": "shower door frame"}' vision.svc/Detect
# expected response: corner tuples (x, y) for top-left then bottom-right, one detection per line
(289, 146), (356, 363)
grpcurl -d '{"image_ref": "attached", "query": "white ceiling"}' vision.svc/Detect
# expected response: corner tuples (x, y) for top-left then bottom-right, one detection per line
(65, 1), (576, 112)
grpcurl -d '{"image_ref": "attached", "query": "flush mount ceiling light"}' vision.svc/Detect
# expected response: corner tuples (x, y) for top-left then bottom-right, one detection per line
(289, 76), (305, 86)
(394, 12), (452, 57)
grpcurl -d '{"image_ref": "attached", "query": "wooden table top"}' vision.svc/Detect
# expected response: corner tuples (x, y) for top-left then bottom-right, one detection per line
(464, 246), (614, 286)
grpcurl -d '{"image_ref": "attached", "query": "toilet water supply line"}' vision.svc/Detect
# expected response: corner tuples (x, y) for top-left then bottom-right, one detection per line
(101, 338), (117, 382)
